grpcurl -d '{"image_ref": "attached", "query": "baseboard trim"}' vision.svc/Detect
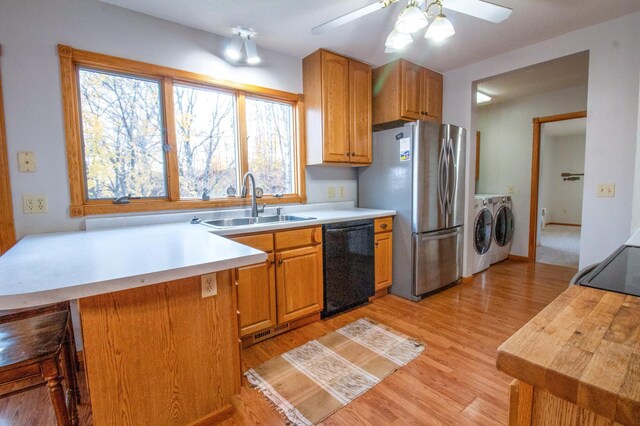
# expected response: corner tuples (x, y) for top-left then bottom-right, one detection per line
(509, 255), (531, 262)
(186, 404), (234, 426)
(546, 222), (581, 227)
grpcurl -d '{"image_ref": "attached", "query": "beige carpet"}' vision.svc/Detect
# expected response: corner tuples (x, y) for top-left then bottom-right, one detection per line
(537, 224), (581, 268)
(245, 318), (425, 425)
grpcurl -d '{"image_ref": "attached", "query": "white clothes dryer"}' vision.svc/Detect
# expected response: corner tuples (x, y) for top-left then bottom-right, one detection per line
(472, 196), (493, 274)
(490, 195), (514, 264)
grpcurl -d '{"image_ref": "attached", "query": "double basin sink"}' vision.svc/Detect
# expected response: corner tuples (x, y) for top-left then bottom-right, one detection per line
(202, 214), (316, 229)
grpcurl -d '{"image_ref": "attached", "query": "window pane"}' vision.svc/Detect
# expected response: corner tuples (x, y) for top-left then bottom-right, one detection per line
(174, 84), (238, 198)
(246, 98), (294, 195)
(78, 68), (166, 200)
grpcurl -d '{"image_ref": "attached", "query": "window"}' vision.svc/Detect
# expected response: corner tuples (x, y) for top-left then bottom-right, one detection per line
(78, 69), (167, 200)
(58, 45), (305, 216)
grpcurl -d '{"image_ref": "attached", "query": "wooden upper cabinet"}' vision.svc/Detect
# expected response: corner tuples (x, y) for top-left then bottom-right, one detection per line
(373, 59), (443, 130)
(303, 49), (372, 166)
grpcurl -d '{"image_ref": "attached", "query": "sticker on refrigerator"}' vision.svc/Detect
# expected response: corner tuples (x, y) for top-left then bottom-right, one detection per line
(399, 138), (411, 161)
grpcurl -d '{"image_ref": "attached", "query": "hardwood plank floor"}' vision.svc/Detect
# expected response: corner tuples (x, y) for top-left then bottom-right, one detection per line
(0, 260), (575, 425)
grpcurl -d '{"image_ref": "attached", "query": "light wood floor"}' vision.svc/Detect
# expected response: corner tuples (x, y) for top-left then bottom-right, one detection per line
(0, 260), (575, 425)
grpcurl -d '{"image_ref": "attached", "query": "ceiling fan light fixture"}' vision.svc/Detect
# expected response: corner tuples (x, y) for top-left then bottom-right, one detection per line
(425, 13), (455, 42)
(385, 28), (413, 52)
(394, 3), (428, 33)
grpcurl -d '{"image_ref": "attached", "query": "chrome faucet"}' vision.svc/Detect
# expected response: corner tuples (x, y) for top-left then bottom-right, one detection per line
(241, 172), (259, 217)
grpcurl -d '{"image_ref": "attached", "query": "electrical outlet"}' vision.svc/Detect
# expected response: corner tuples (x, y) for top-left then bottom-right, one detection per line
(201, 273), (217, 298)
(507, 185), (514, 195)
(18, 151), (36, 172)
(339, 186), (345, 198)
(597, 183), (615, 197)
(22, 194), (47, 214)
(328, 186), (336, 199)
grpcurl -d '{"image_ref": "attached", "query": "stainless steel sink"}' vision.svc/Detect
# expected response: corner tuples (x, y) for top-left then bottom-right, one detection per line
(202, 215), (315, 228)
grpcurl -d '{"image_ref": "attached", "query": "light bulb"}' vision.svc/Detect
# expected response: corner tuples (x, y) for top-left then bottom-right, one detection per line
(224, 35), (243, 61)
(385, 29), (413, 53)
(395, 4), (428, 34)
(425, 14), (455, 42)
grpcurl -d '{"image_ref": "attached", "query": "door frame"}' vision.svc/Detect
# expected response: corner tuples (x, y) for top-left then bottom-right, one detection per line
(0, 45), (16, 254)
(528, 110), (587, 262)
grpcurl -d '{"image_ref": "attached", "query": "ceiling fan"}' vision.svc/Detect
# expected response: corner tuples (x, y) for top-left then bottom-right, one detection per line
(312, 0), (512, 52)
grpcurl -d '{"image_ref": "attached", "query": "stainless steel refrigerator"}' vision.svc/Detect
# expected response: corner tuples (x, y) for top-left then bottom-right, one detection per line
(359, 121), (466, 301)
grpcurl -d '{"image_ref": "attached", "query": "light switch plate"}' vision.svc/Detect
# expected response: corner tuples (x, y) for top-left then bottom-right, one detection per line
(18, 151), (36, 172)
(507, 185), (514, 195)
(597, 183), (615, 197)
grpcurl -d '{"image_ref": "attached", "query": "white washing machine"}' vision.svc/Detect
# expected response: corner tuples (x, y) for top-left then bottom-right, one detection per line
(490, 195), (514, 264)
(472, 196), (493, 274)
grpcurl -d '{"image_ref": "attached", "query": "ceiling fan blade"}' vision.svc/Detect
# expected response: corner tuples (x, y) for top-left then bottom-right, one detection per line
(442, 0), (512, 23)
(312, 1), (388, 35)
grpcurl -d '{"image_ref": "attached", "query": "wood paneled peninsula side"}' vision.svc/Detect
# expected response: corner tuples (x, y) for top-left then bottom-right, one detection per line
(0, 223), (266, 425)
(497, 285), (640, 426)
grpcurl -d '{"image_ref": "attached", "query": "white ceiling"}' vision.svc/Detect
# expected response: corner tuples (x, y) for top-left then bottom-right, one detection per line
(98, 0), (640, 72)
(543, 118), (587, 137)
(477, 50), (589, 106)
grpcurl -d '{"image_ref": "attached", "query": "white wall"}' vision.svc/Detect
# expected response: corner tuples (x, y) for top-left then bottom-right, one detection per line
(632, 71), (640, 233)
(0, 0), (357, 238)
(444, 11), (640, 272)
(540, 133), (586, 225)
(476, 85), (587, 256)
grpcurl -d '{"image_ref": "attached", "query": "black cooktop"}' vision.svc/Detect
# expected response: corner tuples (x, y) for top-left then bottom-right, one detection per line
(577, 245), (640, 297)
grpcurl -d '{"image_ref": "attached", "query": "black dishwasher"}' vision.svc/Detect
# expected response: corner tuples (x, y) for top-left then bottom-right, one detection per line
(322, 219), (375, 317)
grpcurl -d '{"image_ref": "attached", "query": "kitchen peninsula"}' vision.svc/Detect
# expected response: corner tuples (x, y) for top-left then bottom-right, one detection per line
(0, 222), (266, 425)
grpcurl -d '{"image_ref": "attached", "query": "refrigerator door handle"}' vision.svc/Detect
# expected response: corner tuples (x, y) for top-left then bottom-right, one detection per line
(438, 139), (447, 217)
(447, 137), (457, 213)
(420, 230), (460, 241)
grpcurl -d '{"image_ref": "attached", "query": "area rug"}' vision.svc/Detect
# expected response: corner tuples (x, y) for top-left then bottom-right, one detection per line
(244, 317), (425, 425)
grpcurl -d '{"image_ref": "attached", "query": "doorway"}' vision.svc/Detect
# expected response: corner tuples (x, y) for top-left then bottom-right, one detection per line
(529, 111), (587, 268)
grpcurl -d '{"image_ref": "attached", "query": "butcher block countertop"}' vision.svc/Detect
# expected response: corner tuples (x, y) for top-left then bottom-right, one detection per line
(497, 285), (640, 425)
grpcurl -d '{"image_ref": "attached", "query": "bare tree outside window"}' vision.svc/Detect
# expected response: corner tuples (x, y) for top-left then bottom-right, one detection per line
(79, 69), (166, 199)
(174, 84), (238, 198)
(245, 97), (294, 194)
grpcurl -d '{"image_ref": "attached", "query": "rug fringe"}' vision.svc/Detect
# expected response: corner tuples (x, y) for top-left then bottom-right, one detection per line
(245, 369), (313, 426)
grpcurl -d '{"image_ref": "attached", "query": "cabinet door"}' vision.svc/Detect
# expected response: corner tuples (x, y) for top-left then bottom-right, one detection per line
(276, 245), (323, 323)
(424, 71), (443, 121)
(321, 51), (350, 163)
(236, 254), (277, 337)
(375, 232), (393, 291)
(400, 60), (423, 120)
(349, 60), (372, 164)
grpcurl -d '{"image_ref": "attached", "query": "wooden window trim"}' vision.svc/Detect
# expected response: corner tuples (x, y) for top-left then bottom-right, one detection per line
(0, 45), (16, 253)
(58, 45), (306, 217)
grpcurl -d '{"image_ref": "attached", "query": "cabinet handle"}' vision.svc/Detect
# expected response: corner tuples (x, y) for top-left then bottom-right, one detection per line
(270, 260), (275, 265)
(278, 259), (283, 265)
(375, 242), (379, 247)
(380, 223), (388, 229)
(351, 152), (356, 156)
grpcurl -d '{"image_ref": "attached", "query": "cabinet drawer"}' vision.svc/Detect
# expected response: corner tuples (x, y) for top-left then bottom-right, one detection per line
(374, 217), (393, 233)
(230, 233), (274, 252)
(275, 227), (322, 251)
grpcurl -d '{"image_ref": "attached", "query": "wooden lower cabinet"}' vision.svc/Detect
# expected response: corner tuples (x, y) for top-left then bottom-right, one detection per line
(231, 227), (323, 343)
(236, 253), (276, 337)
(276, 244), (323, 323)
(374, 231), (393, 291)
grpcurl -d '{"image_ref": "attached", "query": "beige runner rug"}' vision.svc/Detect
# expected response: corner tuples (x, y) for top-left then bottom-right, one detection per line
(245, 318), (425, 425)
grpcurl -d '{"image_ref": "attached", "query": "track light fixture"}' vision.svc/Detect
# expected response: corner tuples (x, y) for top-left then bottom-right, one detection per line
(387, 0), (456, 52)
(224, 27), (261, 65)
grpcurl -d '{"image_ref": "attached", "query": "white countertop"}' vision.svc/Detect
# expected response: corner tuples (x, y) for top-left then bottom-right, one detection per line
(0, 205), (395, 309)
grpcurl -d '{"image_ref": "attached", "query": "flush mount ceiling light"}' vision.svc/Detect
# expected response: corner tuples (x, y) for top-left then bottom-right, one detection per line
(476, 91), (492, 104)
(224, 27), (261, 65)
